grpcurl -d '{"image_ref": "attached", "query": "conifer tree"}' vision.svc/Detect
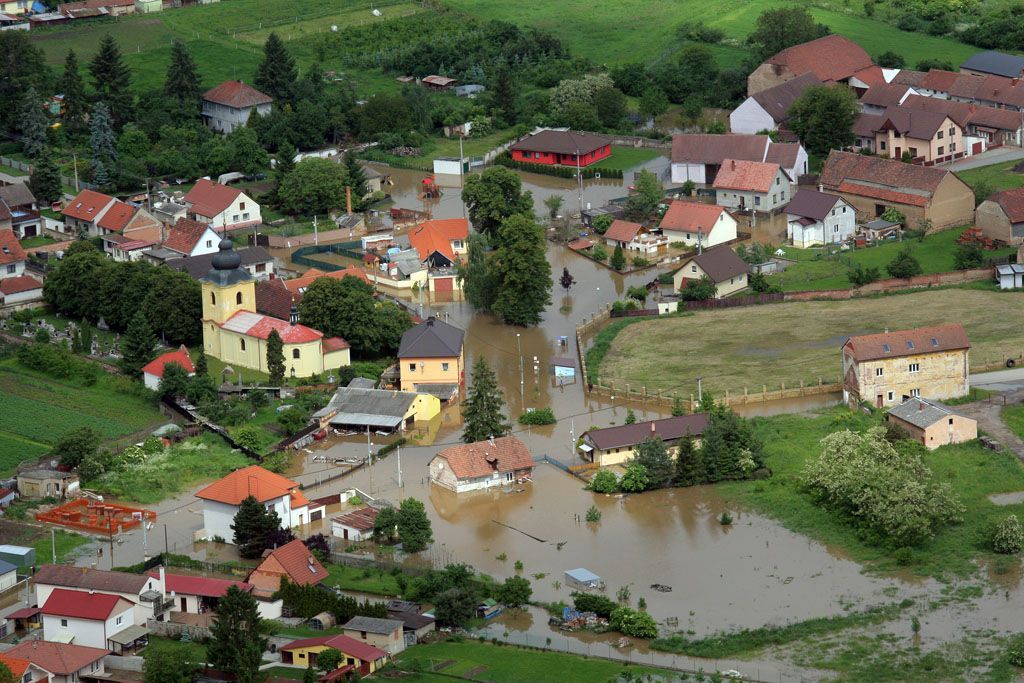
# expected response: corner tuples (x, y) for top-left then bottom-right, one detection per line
(195, 346), (208, 376)
(89, 101), (116, 169)
(462, 357), (510, 443)
(673, 434), (704, 486)
(164, 40), (202, 123)
(60, 49), (88, 137)
(19, 87), (48, 158)
(89, 35), (133, 126)
(255, 32), (297, 103)
(207, 586), (267, 683)
(29, 147), (62, 205)
(231, 495), (283, 559)
(344, 153), (367, 204)
(119, 310), (156, 377)
(266, 329), (285, 386)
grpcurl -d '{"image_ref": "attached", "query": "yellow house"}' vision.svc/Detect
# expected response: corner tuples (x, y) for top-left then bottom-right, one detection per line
(579, 414), (709, 467)
(279, 633), (388, 676)
(201, 240), (350, 377)
(397, 317), (464, 398)
(672, 246), (749, 299)
(842, 323), (970, 408)
(313, 377), (441, 431)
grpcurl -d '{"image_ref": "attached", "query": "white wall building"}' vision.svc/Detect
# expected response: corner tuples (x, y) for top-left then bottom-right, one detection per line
(202, 80), (273, 134)
(785, 189), (857, 247)
(41, 589), (136, 650)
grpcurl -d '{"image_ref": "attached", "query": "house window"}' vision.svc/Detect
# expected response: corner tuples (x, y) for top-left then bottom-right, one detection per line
(5, 264), (14, 274)
(949, 418), (954, 425)
(937, 131), (944, 139)
(834, 225), (840, 233)
(453, 240), (463, 249)
(911, 388), (921, 397)
(772, 195), (776, 204)
(937, 146), (944, 155)
(780, 191), (785, 201)
(116, 615), (123, 625)
(887, 391), (894, 401)
(880, 140), (887, 150)
(951, 142), (956, 152)
(909, 363), (920, 373)
(242, 213), (250, 220)
(691, 265), (697, 273)
(210, 292), (216, 305)
(205, 240), (212, 248)
(754, 196), (761, 206)
(61, 618), (68, 627)
(949, 127), (955, 137)
(875, 367), (883, 376)
(442, 362), (450, 371)
(236, 292), (243, 305)
(832, 209), (836, 216)
(240, 202), (246, 210)
(686, 233), (691, 240)
(240, 339), (246, 351)
(775, 177), (780, 185)
(232, 215), (239, 222)
(292, 349), (300, 359)
(255, 263), (266, 272)
(409, 363), (416, 371)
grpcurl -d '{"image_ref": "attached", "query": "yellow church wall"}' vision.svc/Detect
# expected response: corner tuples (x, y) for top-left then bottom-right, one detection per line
(203, 280), (256, 324)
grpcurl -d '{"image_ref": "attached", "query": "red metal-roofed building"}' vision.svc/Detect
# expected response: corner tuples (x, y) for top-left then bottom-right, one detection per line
(41, 589), (138, 651)
(184, 179), (261, 232)
(141, 345), (195, 391)
(428, 436), (534, 493)
(202, 80), (273, 134)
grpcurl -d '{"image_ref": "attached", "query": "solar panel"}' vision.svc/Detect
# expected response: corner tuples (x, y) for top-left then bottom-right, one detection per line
(906, 341), (914, 349)
(882, 344), (890, 353)
(931, 337), (939, 347)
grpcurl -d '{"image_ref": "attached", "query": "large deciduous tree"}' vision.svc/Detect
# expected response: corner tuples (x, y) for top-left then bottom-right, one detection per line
(490, 214), (552, 326)
(396, 498), (432, 553)
(786, 84), (859, 156)
(746, 7), (830, 61)
(255, 32), (297, 103)
(625, 169), (662, 220)
(89, 35), (134, 127)
(462, 357), (510, 443)
(298, 276), (409, 357)
(276, 157), (347, 216)
(462, 166), (533, 243)
(208, 586), (267, 683)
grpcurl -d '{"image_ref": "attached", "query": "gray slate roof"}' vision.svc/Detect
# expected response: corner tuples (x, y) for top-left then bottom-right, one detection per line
(398, 317), (464, 359)
(0, 559), (16, 575)
(166, 246), (273, 280)
(314, 386), (416, 429)
(887, 397), (962, 429)
(960, 50), (1024, 78)
(785, 189), (842, 222)
(343, 615), (404, 634)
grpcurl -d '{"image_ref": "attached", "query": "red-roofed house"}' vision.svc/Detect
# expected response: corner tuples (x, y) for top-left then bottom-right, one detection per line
(659, 200), (738, 247)
(601, 218), (667, 255)
(96, 204), (163, 259)
(429, 436), (534, 493)
(184, 179), (261, 232)
(6, 640), (109, 683)
(748, 35), (874, 95)
(196, 465), (325, 542)
(331, 506), (379, 542)
(163, 217), (221, 257)
(0, 654), (47, 683)
(977, 187), (1024, 245)
(202, 80), (273, 134)
(41, 588), (138, 651)
(0, 228), (27, 279)
(407, 218), (469, 267)
(712, 159), (792, 212)
(1, 275), (43, 307)
(141, 345), (195, 391)
(146, 571), (253, 615)
(280, 633), (388, 676)
(247, 539), (326, 618)
(61, 189), (117, 236)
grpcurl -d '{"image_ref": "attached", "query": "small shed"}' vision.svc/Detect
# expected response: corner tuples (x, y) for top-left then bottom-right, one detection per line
(0, 544), (35, 569)
(433, 157), (467, 176)
(565, 567), (604, 590)
(996, 264), (1024, 290)
(310, 611), (336, 630)
(551, 357), (576, 381)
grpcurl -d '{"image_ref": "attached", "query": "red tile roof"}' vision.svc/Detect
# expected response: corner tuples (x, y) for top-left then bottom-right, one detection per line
(0, 654), (30, 678)
(281, 633), (387, 662)
(195, 465), (301, 505)
(0, 228), (27, 265)
(860, 83), (914, 107)
(712, 159), (782, 193)
(164, 217), (216, 255)
(920, 69), (959, 92)
(659, 200), (728, 234)
(764, 35), (873, 84)
(96, 201), (135, 232)
(407, 219), (468, 262)
(184, 179), (242, 219)
(6, 640), (109, 675)
(671, 134), (769, 165)
(333, 506), (379, 532)
(850, 65), (886, 88)
(42, 588), (131, 620)
(566, 237), (593, 251)
(220, 309), (323, 344)
(281, 266), (370, 295)
(256, 278), (296, 320)
(0, 275), (38, 297)
(820, 150), (955, 205)
(62, 189), (115, 222)
(433, 436), (534, 480)
(836, 181), (930, 207)
(989, 187), (1024, 223)
(603, 219), (644, 243)
(141, 345), (195, 378)
(901, 94), (1022, 132)
(322, 336), (350, 352)
(843, 323), (970, 362)
(249, 539), (326, 588)
(147, 571), (252, 598)
(203, 80), (273, 109)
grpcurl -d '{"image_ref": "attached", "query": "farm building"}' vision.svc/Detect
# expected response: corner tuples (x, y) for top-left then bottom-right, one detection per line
(885, 397), (977, 449)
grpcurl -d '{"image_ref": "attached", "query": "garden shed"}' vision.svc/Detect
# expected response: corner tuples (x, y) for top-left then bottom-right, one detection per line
(565, 567), (604, 590)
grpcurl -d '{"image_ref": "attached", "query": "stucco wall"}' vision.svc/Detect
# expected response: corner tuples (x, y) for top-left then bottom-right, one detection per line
(844, 349), (969, 407)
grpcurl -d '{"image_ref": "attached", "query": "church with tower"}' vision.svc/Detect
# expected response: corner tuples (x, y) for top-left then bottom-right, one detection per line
(200, 240), (350, 378)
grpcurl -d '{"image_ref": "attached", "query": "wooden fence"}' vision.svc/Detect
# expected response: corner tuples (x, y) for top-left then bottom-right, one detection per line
(587, 376), (843, 413)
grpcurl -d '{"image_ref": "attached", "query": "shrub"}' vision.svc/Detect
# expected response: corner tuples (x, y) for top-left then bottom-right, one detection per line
(585, 505), (601, 522)
(610, 607), (658, 638)
(631, 256), (650, 268)
(848, 263), (881, 287)
(886, 248), (923, 279)
(1009, 634), (1024, 667)
(993, 515), (1024, 554)
(719, 512), (732, 526)
(591, 244), (608, 261)
(518, 407), (556, 425)
(589, 470), (618, 493)
(572, 592), (618, 618)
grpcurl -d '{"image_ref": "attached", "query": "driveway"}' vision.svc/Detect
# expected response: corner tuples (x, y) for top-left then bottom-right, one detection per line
(955, 388), (1024, 459)
(946, 146), (1024, 172)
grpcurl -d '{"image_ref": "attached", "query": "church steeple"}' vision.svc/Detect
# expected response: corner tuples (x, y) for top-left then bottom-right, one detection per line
(200, 239), (256, 324)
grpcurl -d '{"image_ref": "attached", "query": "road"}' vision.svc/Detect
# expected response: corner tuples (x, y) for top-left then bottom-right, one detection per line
(971, 367), (1024, 390)
(946, 145), (1024, 172)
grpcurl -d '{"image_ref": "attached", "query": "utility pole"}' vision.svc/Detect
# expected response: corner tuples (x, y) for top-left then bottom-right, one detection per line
(697, 377), (703, 403)
(576, 146), (584, 218)
(313, 215), (319, 246)
(366, 427), (373, 494)
(51, 528), (56, 564)
(73, 154), (79, 192)
(397, 442), (403, 489)
(516, 333), (524, 405)
(142, 520), (148, 560)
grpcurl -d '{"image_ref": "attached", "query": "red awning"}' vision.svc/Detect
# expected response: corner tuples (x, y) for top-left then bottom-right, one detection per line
(6, 607), (41, 620)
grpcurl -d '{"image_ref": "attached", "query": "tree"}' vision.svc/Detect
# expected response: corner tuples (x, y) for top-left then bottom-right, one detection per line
(491, 214), (552, 326)
(881, 207), (906, 225)
(633, 436), (673, 489)
(434, 587), (478, 628)
(787, 85), (859, 157)
(610, 607), (658, 638)
(609, 245), (626, 271)
(120, 310), (156, 377)
(459, 233), (498, 312)
(277, 157), (348, 216)
(61, 49), (88, 137)
(116, 124), (150, 188)
(593, 85), (628, 128)
(620, 462), (649, 493)
(19, 87), (48, 158)
(876, 51), (906, 68)
(848, 263), (881, 287)
(89, 35), (133, 127)
(372, 505), (399, 543)
(886, 248), (923, 279)
(625, 408), (637, 425)
(396, 497), (432, 553)
(543, 194), (564, 221)
(231, 495), (283, 559)
(700, 404), (763, 482)
(343, 153), (368, 204)
(462, 166), (533, 243)
(993, 515), (1024, 554)
(679, 275), (717, 301)
(954, 243), (985, 270)
(671, 395), (686, 417)
(298, 276), (390, 357)
(490, 63), (517, 125)
(208, 586), (267, 683)
(195, 347), (208, 376)
(550, 73), (614, 120)
(673, 434), (704, 486)
(496, 575), (532, 607)
(54, 426), (100, 469)
(255, 32), (297, 103)
(639, 87), (669, 121)
(559, 267), (575, 291)
(747, 7), (830, 61)
(164, 40), (201, 123)
(304, 533), (331, 562)
(302, 667), (317, 683)
(144, 642), (202, 683)
(462, 357), (510, 443)
(90, 101), (117, 182)
(158, 362), (191, 399)
(625, 169), (662, 220)
(267, 329), (285, 386)
(277, 407), (308, 435)
(273, 140), (296, 183)
(0, 664), (15, 683)
(590, 469), (619, 493)
(0, 32), (50, 137)
(29, 147), (62, 205)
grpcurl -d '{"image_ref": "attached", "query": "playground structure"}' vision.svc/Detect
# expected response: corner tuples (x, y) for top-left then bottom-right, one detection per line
(36, 499), (156, 535)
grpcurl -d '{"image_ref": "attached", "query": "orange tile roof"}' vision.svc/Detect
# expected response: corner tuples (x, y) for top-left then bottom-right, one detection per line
(844, 323), (970, 362)
(0, 654), (30, 678)
(433, 436), (534, 480)
(850, 65), (886, 88)
(659, 201), (728, 234)
(281, 266), (370, 295)
(249, 539), (326, 589)
(408, 219), (468, 263)
(96, 201), (135, 232)
(836, 181), (930, 207)
(220, 309), (323, 344)
(603, 219), (644, 243)
(712, 159), (782, 193)
(62, 189), (115, 222)
(141, 345), (195, 378)
(322, 336), (350, 352)
(0, 228), (27, 265)
(203, 80), (273, 108)
(765, 35), (873, 83)
(195, 465), (300, 505)
(184, 179), (241, 218)
(6, 640), (109, 675)
(990, 187), (1024, 223)
(164, 217), (216, 255)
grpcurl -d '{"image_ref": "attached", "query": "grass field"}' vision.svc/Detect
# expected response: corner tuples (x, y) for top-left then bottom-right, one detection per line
(767, 226), (1017, 292)
(441, 0), (979, 68)
(1004, 405), (1024, 441)
(720, 407), (1024, 579)
(0, 520), (91, 564)
(0, 359), (165, 476)
(956, 160), (1024, 196)
(596, 147), (663, 171)
(324, 562), (402, 596)
(396, 640), (673, 682)
(596, 289), (1024, 395)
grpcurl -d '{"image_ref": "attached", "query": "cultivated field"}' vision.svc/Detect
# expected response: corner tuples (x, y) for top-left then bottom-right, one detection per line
(597, 289), (1024, 396)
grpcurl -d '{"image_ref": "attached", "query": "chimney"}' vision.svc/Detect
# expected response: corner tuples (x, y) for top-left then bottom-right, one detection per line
(731, 159), (736, 170)
(289, 305), (299, 326)
(650, 421), (656, 432)
(918, 401), (925, 411)
(488, 435), (495, 447)
(159, 565), (166, 594)
(817, 183), (823, 193)
(426, 317), (434, 327)
(346, 185), (352, 215)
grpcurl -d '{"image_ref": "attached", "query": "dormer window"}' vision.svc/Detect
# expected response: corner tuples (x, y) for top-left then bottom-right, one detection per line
(931, 337), (939, 347)
(882, 343), (891, 353)
(906, 340), (914, 350)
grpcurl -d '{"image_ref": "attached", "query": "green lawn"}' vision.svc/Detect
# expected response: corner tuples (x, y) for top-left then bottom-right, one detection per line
(768, 226), (1016, 292)
(956, 160), (1024, 197)
(1004, 405), (1024, 441)
(441, 0), (979, 67)
(144, 636), (208, 665)
(324, 562), (402, 596)
(0, 520), (91, 564)
(720, 407), (1024, 579)
(19, 235), (56, 248)
(596, 147), (663, 172)
(595, 288), (1024, 395)
(396, 640), (674, 683)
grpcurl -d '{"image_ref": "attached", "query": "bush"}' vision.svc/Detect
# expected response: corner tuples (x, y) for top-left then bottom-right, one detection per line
(518, 407), (557, 425)
(591, 244), (608, 262)
(886, 248), (923, 279)
(493, 151), (623, 180)
(572, 592), (618, 618)
(610, 607), (658, 638)
(848, 263), (881, 287)
(1008, 633), (1024, 667)
(585, 505), (601, 522)
(589, 470), (618, 493)
(993, 515), (1024, 554)
(631, 256), (650, 267)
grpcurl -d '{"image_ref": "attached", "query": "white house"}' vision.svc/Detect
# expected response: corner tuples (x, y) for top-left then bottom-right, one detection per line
(141, 346), (195, 391)
(6, 641), (109, 683)
(0, 558), (16, 590)
(785, 189), (856, 247)
(428, 436), (535, 494)
(184, 179), (261, 232)
(658, 200), (737, 248)
(0, 228), (26, 279)
(33, 564), (169, 626)
(41, 589), (137, 651)
(671, 134), (806, 187)
(601, 219), (668, 255)
(195, 465), (325, 541)
(713, 159), (792, 213)
(332, 506), (380, 542)
(730, 72), (820, 134)
(202, 80), (272, 134)
(148, 571), (253, 616)
(163, 217), (222, 257)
